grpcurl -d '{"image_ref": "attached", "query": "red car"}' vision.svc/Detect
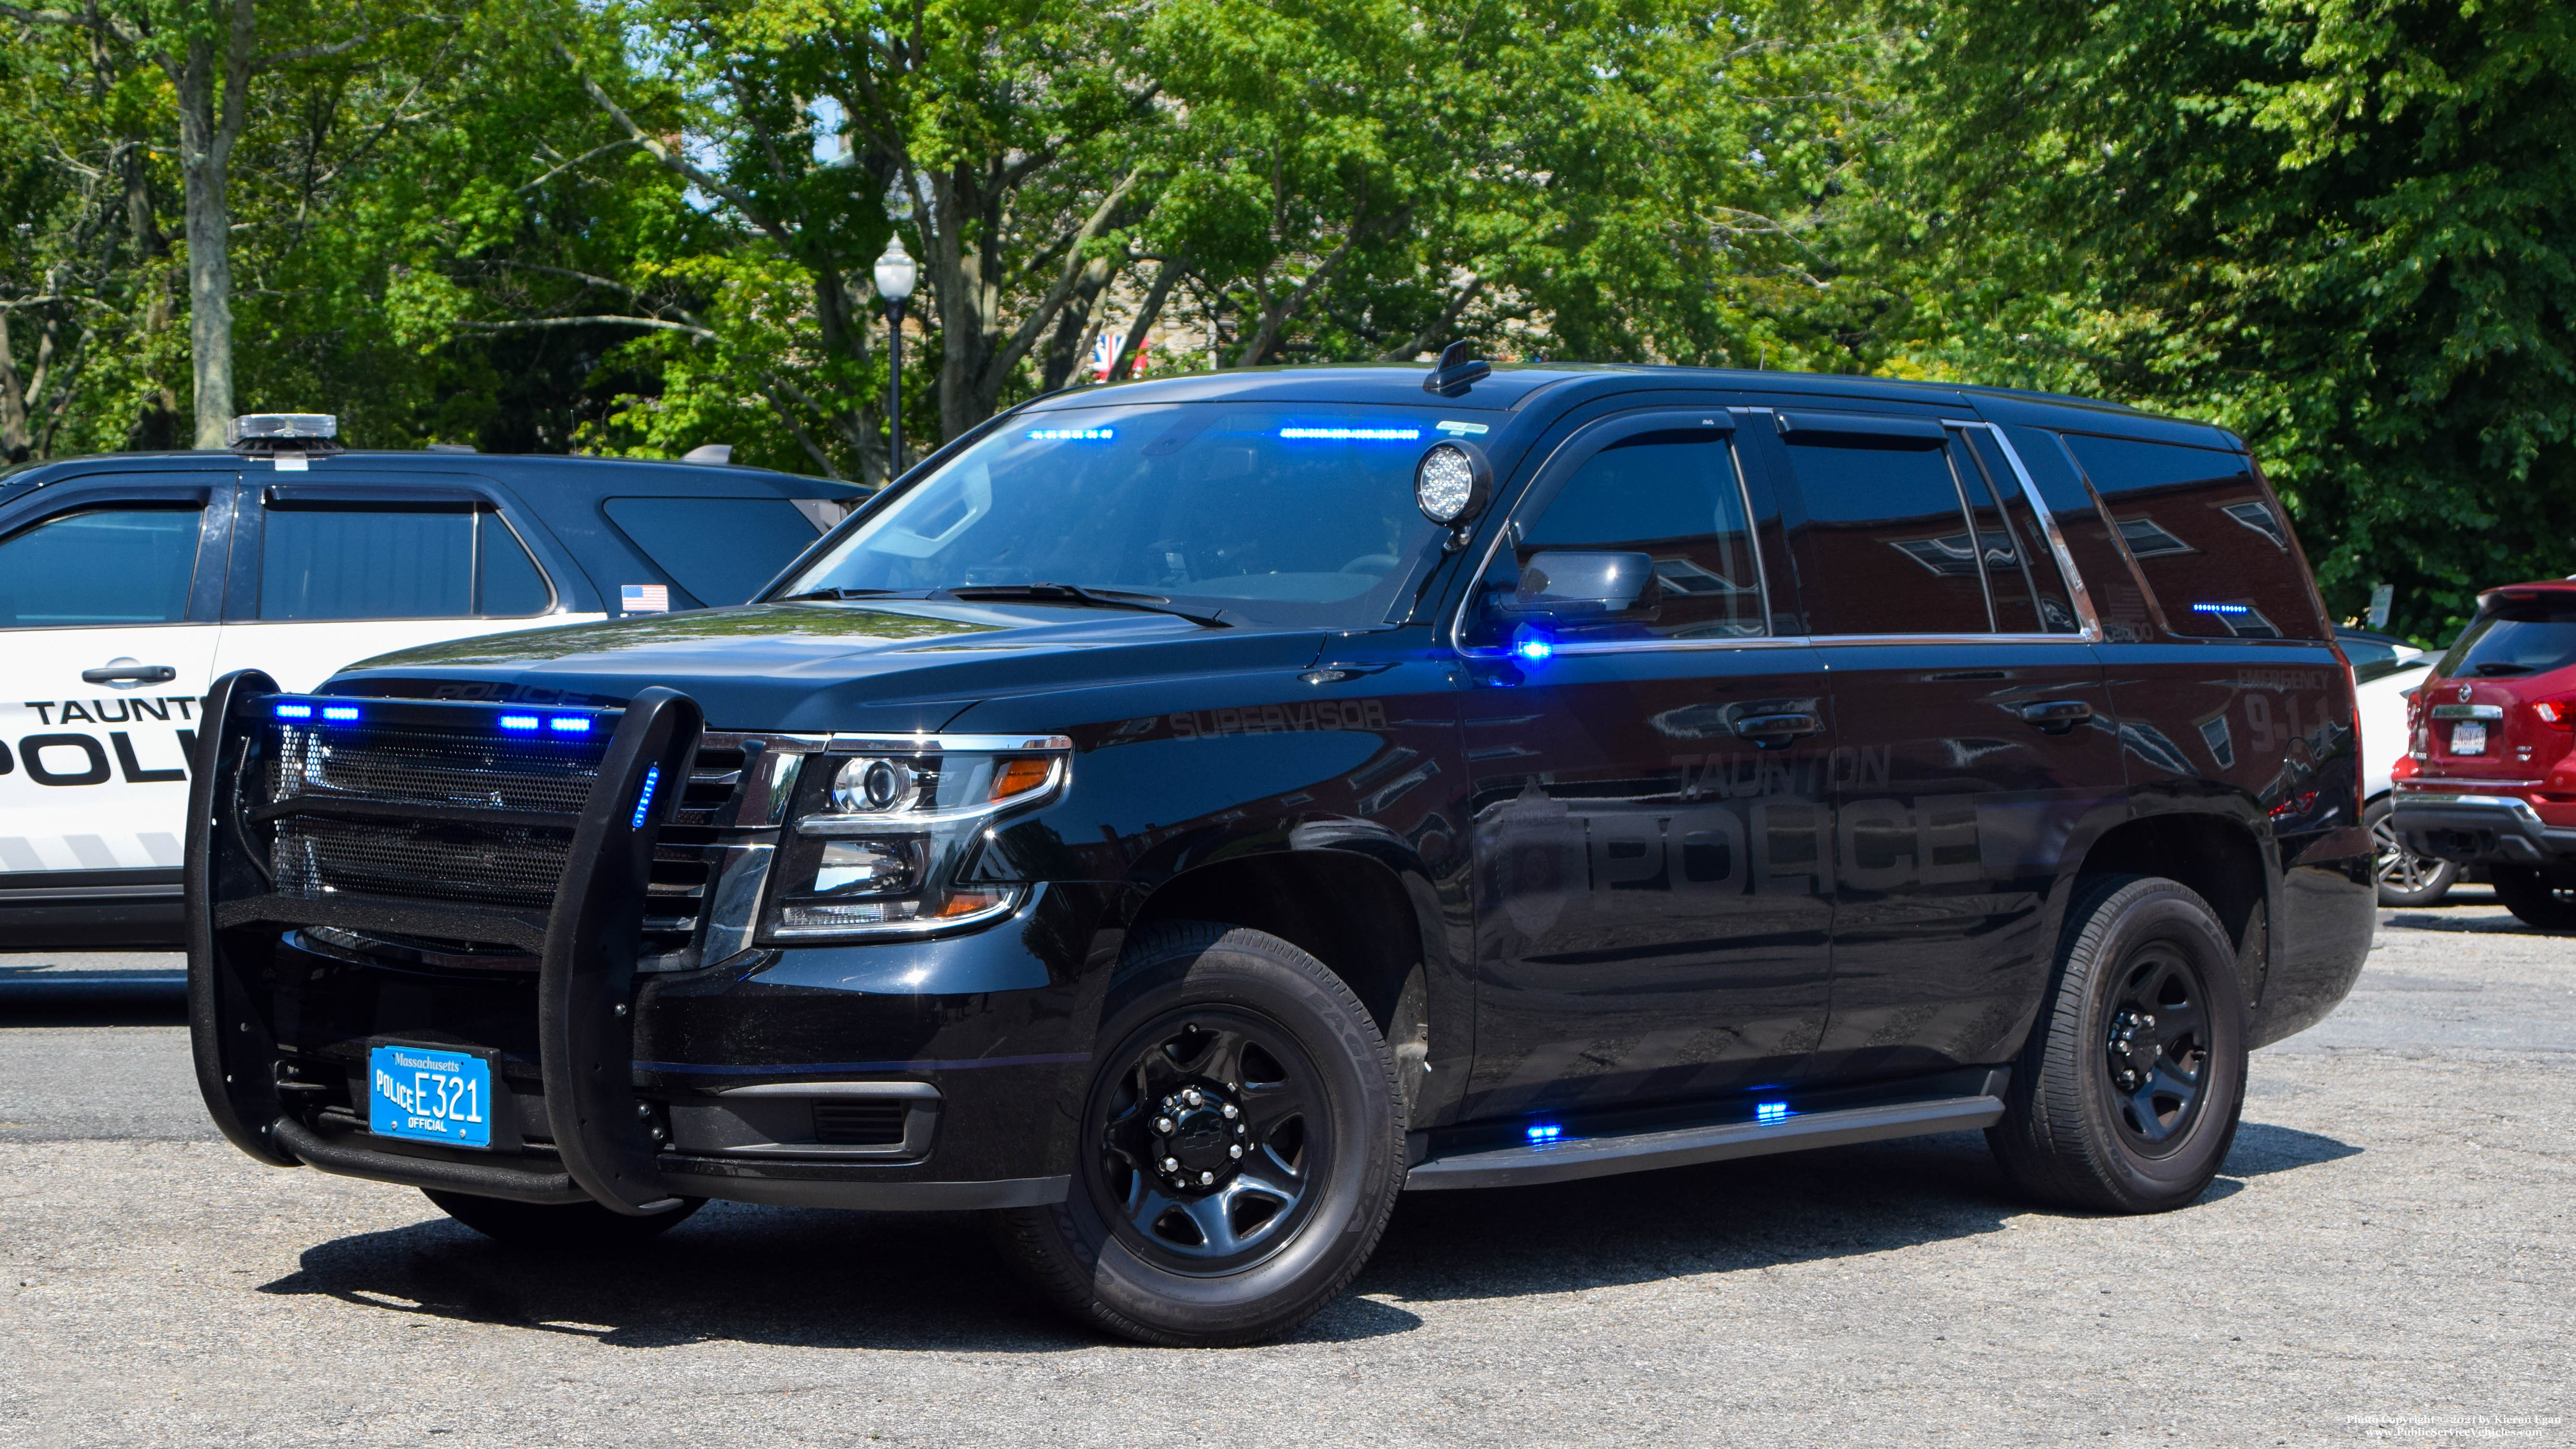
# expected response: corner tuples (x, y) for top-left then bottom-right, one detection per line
(2390, 580), (2576, 928)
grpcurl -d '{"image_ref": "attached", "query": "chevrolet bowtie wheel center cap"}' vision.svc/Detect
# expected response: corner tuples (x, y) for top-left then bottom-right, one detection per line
(1154, 1086), (1249, 1190)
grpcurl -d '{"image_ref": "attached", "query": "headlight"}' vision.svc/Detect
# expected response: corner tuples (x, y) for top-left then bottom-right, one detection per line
(763, 737), (1069, 940)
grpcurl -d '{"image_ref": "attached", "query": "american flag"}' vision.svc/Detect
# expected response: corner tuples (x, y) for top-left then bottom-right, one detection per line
(621, 584), (670, 613)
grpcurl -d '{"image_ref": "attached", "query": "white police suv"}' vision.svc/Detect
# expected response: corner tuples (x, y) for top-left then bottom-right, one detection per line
(0, 415), (863, 948)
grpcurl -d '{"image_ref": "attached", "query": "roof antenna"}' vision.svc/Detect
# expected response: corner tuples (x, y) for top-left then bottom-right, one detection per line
(1423, 340), (1491, 398)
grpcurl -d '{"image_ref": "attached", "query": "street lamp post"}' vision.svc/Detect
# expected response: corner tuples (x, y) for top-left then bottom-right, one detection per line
(873, 237), (918, 481)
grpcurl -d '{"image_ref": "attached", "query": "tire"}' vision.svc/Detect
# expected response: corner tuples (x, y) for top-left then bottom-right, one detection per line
(1989, 875), (2249, 1214)
(423, 1189), (704, 1248)
(996, 921), (1405, 1347)
(2365, 796), (2458, 907)
(2488, 865), (2576, 930)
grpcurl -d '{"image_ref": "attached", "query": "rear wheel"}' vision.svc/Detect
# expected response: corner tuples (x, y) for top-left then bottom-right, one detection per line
(2488, 865), (2576, 930)
(423, 1189), (703, 1248)
(2365, 796), (2459, 907)
(1989, 875), (2248, 1214)
(996, 922), (1404, 1347)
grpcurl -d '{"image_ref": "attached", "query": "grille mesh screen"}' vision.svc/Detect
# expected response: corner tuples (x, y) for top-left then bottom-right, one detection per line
(266, 721), (608, 908)
(270, 723), (606, 815)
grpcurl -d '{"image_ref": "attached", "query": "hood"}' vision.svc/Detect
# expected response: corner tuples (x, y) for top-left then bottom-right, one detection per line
(325, 600), (1329, 732)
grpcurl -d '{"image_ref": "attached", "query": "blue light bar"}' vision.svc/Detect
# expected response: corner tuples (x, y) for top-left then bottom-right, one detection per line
(2191, 602), (2252, 615)
(1027, 427), (1114, 441)
(1511, 627), (1554, 663)
(1526, 1122), (1563, 1144)
(1278, 427), (1420, 440)
(274, 704), (313, 719)
(320, 706), (360, 722)
(498, 714), (540, 732)
(630, 763), (660, 830)
(547, 716), (592, 734)
(1756, 1101), (1790, 1124)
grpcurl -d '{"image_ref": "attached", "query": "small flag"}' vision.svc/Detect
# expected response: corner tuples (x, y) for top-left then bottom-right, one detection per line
(1092, 331), (1123, 381)
(621, 584), (670, 613)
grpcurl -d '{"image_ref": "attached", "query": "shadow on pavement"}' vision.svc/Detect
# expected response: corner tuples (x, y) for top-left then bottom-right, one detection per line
(2379, 910), (2575, 937)
(254, 1118), (2356, 1348)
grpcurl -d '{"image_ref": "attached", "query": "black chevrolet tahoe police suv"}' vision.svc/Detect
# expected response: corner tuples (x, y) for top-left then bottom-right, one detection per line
(185, 359), (2374, 1346)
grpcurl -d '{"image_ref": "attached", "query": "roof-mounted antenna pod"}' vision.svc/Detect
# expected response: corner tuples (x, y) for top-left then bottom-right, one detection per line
(227, 413), (343, 459)
(682, 443), (735, 465)
(1423, 340), (1491, 398)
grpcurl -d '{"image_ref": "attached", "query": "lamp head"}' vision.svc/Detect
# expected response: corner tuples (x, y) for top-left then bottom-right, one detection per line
(874, 237), (918, 302)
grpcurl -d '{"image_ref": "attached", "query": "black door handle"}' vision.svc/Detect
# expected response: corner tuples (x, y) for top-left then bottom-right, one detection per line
(1736, 711), (1824, 750)
(2019, 699), (2094, 733)
(82, 663), (179, 685)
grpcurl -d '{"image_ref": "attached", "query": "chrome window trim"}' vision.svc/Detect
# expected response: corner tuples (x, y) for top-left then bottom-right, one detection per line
(699, 730), (1073, 756)
(1453, 630), (2097, 661)
(1444, 406), (1768, 652)
(1942, 419), (2103, 641)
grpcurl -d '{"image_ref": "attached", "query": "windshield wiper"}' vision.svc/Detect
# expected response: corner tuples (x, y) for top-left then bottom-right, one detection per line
(773, 587), (912, 602)
(940, 584), (1233, 628)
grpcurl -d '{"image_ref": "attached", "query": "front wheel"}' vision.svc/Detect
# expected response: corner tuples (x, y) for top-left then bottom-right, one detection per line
(1989, 875), (2248, 1214)
(996, 922), (1405, 1347)
(2488, 865), (2576, 930)
(2366, 796), (2459, 907)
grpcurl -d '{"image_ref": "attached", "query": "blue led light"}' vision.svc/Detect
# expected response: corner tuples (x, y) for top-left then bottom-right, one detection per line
(498, 714), (540, 731)
(2191, 602), (2253, 615)
(320, 705), (361, 722)
(630, 764), (660, 830)
(548, 716), (592, 734)
(274, 704), (313, 719)
(1526, 1122), (1563, 1144)
(1756, 1101), (1790, 1124)
(1278, 426), (1421, 440)
(1027, 427), (1114, 441)
(1510, 625), (1555, 663)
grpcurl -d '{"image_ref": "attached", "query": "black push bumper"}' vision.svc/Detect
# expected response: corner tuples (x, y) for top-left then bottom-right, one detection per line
(184, 671), (1075, 1215)
(2390, 790), (2576, 869)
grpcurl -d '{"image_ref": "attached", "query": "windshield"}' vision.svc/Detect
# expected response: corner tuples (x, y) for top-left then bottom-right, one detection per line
(2436, 597), (2576, 678)
(776, 403), (1471, 627)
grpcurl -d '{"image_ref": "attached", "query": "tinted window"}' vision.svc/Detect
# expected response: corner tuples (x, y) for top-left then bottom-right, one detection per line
(1496, 429), (1763, 640)
(2436, 597), (2576, 679)
(260, 505), (547, 620)
(2059, 433), (2318, 639)
(603, 496), (824, 608)
(1777, 433), (1992, 635)
(0, 505), (200, 628)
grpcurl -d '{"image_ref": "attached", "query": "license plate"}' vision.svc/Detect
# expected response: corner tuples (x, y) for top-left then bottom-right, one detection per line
(2451, 721), (2488, 756)
(368, 1043), (493, 1150)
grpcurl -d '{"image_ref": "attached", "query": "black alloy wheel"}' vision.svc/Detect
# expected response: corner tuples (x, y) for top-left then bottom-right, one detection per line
(1093, 1014), (1323, 1270)
(996, 922), (1405, 1347)
(2365, 796), (2459, 907)
(2488, 865), (2576, 931)
(1990, 874), (2249, 1214)
(2100, 946), (2211, 1154)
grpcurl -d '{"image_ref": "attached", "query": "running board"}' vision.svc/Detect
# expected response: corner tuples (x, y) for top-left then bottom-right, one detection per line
(1404, 1094), (2006, 1191)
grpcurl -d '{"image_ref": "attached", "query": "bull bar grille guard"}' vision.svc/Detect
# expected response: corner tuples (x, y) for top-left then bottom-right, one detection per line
(185, 669), (705, 1215)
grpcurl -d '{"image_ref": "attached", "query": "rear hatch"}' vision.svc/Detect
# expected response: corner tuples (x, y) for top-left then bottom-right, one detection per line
(2418, 587), (2576, 783)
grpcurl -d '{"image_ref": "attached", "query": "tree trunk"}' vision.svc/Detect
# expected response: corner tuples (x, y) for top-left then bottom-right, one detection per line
(0, 308), (29, 463)
(172, 0), (257, 449)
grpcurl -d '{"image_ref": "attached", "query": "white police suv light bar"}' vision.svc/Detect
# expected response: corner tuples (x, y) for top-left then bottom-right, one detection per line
(227, 412), (343, 457)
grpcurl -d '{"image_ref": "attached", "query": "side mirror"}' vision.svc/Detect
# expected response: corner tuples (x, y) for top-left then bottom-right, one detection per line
(1489, 550), (1662, 628)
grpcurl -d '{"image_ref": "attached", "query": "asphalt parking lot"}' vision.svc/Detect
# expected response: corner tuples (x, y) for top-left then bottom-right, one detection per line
(1, 902), (2566, 1449)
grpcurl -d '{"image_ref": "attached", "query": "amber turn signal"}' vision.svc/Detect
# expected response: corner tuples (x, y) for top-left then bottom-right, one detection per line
(992, 757), (1054, 799)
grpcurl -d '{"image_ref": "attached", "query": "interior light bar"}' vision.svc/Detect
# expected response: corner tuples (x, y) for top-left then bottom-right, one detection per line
(1279, 427), (1421, 440)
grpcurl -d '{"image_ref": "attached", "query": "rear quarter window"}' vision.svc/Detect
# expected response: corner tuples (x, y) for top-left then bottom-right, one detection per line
(601, 496), (825, 607)
(2059, 433), (2320, 640)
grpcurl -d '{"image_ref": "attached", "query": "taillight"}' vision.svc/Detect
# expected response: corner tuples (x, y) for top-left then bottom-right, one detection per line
(2535, 700), (2575, 731)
